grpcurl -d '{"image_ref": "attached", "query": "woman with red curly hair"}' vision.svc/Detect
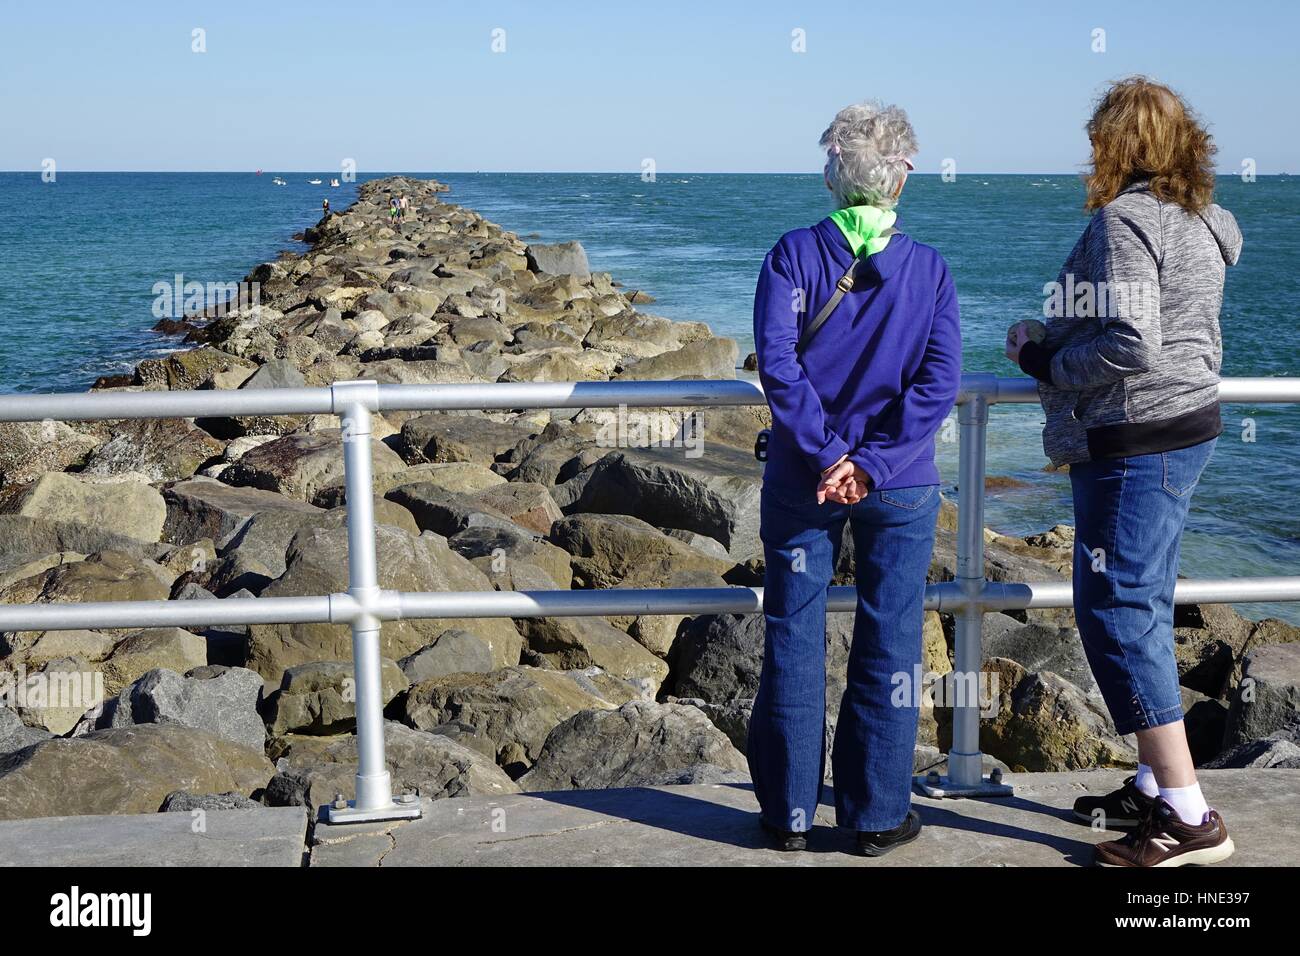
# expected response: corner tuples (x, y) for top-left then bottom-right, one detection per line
(1006, 77), (1241, 867)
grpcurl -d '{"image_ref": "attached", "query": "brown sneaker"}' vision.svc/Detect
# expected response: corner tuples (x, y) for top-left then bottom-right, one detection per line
(1094, 799), (1235, 867)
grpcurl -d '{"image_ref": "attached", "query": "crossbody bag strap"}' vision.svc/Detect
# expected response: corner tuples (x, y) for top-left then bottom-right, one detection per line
(795, 227), (897, 355)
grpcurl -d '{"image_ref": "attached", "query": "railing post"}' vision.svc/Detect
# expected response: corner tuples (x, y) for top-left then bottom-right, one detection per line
(326, 380), (421, 824)
(916, 376), (1012, 798)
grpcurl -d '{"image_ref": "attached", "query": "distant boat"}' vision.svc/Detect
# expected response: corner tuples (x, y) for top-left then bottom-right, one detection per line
(272, 176), (287, 186)
(308, 179), (323, 185)
(330, 179), (340, 187)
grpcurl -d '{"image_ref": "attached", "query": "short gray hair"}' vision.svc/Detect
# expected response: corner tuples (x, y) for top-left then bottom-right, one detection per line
(819, 101), (918, 210)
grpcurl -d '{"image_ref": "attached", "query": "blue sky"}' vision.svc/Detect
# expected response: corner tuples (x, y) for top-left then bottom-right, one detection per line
(2, 0), (1296, 174)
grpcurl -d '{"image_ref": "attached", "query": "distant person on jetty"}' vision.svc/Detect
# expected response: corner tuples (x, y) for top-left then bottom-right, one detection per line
(321, 197), (329, 218)
(389, 196), (400, 225)
(400, 194), (410, 221)
(749, 101), (961, 855)
(1007, 76), (1242, 867)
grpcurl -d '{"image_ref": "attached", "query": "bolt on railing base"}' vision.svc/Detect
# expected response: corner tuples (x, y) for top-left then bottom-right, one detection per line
(913, 767), (1014, 799)
(325, 796), (423, 826)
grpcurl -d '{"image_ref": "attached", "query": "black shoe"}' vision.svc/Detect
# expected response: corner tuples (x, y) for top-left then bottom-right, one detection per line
(856, 809), (922, 857)
(760, 818), (808, 852)
(1072, 776), (1156, 830)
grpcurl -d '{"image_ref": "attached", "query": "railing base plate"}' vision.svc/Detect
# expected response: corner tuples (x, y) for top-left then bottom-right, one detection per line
(913, 773), (1014, 799)
(325, 799), (423, 825)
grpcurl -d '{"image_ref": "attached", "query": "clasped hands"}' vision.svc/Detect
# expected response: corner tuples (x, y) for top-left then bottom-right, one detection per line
(816, 454), (870, 505)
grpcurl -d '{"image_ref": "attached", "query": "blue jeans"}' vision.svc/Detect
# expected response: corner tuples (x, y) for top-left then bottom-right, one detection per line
(1069, 439), (1216, 736)
(748, 479), (939, 833)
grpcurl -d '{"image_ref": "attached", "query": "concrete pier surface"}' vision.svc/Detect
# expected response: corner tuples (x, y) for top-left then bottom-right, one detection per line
(0, 805), (308, 867)
(1, 770), (1293, 866)
(309, 769), (1299, 867)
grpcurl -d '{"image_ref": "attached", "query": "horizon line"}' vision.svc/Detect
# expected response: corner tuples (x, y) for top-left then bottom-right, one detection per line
(2, 169), (1291, 177)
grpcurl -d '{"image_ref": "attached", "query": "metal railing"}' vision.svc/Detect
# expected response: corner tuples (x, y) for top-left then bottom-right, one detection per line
(2, 375), (1299, 818)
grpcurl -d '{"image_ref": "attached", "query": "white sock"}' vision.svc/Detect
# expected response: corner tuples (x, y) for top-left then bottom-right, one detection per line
(1158, 783), (1210, 826)
(1134, 763), (1158, 797)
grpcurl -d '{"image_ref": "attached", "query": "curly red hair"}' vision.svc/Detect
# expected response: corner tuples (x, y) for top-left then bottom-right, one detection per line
(1084, 77), (1217, 214)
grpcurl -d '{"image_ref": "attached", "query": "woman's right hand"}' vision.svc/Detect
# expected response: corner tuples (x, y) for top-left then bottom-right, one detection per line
(816, 456), (853, 504)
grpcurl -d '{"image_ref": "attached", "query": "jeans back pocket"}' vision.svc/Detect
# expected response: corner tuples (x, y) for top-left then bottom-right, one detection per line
(1161, 441), (1214, 498)
(877, 485), (938, 510)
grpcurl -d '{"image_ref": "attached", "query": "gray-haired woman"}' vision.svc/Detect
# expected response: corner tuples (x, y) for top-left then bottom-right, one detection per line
(750, 101), (961, 854)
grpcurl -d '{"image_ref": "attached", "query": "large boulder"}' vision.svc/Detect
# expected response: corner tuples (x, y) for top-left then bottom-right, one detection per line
(1223, 642), (1300, 748)
(525, 241), (590, 279)
(516, 615), (669, 686)
(518, 701), (749, 791)
(561, 447), (763, 562)
(549, 512), (733, 589)
(81, 419), (224, 481)
(105, 666), (265, 752)
(399, 414), (536, 468)
(0, 707), (52, 755)
(470, 482), (562, 536)
(266, 721), (518, 813)
(266, 660), (407, 736)
(935, 658), (1136, 772)
(0, 723), (274, 819)
(978, 614), (1097, 695)
(446, 524), (573, 589)
(5, 656), (104, 735)
(398, 629), (495, 684)
(1203, 729), (1300, 769)
(0, 516), (165, 572)
(614, 338), (738, 381)
(223, 429), (406, 502)
(1, 473), (166, 543)
(161, 476), (324, 548)
(0, 421), (100, 486)
(383, 482), (521, 538)
(246, 523), (522, 680)
(403, 666), (624, 773)
(99, 628), (209, 696)
(311, 461), (506, 507)
(0, 550), (173, 613)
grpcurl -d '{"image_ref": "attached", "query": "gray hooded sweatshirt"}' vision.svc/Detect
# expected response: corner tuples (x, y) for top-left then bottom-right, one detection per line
(1018, 181), (1243, 466)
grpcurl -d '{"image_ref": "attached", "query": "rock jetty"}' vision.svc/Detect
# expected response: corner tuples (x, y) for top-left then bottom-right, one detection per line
(1, 176), (1296, 822)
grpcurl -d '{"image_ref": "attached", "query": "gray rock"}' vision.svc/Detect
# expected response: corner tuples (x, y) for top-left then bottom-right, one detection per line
(384, 482), (521, 538)
(562, 446), (763, 561)
(265, 720), (518, 814)
(398, 630), (496, 683)
(447, 523), (573, 589)
(81, 419), (224, 482)
(518, 701), (749, 791)
(161, 476), (323, 548)
(1202, 728), (1300, 769)
(525, 241), (590, 280)
(266, 660), (407, 736)
(0, 515), (167, 571)
(0, 707), (53, 755)
(108, 667), (266, 752)
(979, 614), (1098, 696)
(1224, 642), (1300, 748)
(0, 723), (275, 820)
(160, 790), (262, 812)
(549, 512), (732, 589)
(403, 666), (623, 773)
(239, 358), (306, 390)
(399, 413), (536, 468)
(2, 473), (167, 543)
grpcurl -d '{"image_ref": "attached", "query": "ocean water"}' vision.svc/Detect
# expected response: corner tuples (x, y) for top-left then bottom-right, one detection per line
(1, 171), (1298, 621)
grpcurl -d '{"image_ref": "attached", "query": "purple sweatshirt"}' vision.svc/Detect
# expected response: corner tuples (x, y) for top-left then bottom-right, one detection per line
(753, 217), (962, 491)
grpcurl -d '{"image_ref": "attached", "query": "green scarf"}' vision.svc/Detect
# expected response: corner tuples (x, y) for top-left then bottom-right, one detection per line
(828, 205), (898, 257)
